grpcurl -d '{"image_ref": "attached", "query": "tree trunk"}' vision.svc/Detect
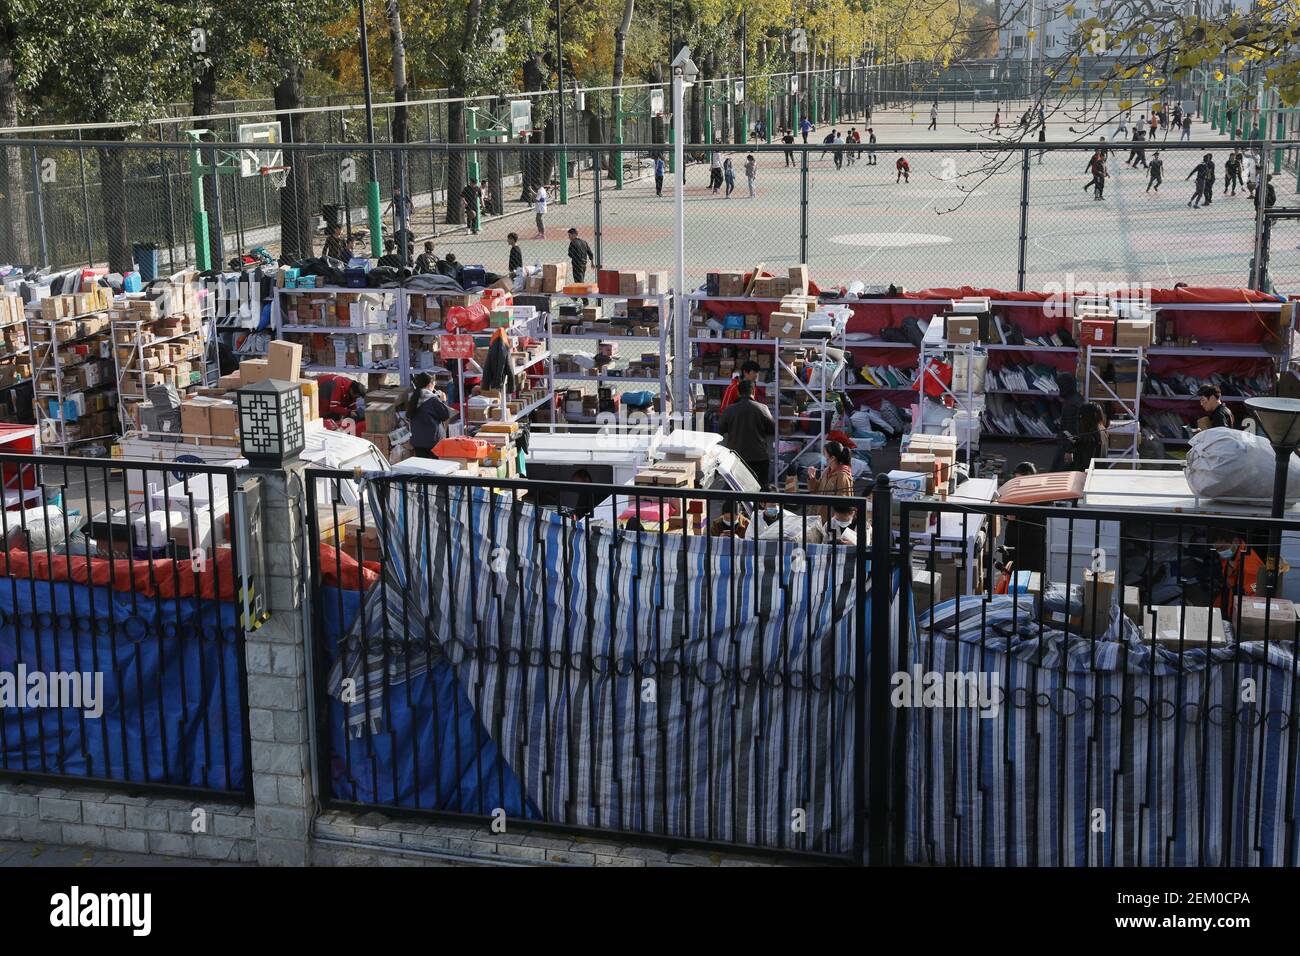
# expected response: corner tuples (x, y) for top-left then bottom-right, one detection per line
(519, 40), (547, 202)
(609, 0), (635, 180)
(97, 131), (132, 273)
(385, 0), (408, 146)
(0, 30), (31, 265)
(446, 0), (483, 226)
(274, 60), (312, 262)
(446, 99), (465, 225)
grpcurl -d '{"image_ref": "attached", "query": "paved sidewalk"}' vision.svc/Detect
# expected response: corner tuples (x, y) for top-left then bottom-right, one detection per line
(0, 839), (248, 867)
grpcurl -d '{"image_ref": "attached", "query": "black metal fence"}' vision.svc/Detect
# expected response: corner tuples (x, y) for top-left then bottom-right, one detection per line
(892, 494), (1300, 866)
(0, 453), (255, 800)
(306, 467), (874, 861)
(306, 464), (1300, 865)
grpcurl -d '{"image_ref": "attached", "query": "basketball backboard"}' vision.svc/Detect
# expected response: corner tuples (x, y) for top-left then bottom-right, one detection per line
(237, 121), (285, 178)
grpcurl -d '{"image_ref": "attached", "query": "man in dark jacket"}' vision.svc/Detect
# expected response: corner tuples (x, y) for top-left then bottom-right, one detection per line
(1052, 371), (1084, 470)
(1187, 153), (1215, 207)
(566, 228), (595, 283)
(718, 379), (775, 486)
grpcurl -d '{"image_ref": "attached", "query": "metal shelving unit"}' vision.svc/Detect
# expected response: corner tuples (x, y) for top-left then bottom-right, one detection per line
(273, 286), (404, 381)
(111, 309), (215, 433)
(684, 292), (846, 486)
(545, 291), (675, 431)
(27, 313), (118, 455)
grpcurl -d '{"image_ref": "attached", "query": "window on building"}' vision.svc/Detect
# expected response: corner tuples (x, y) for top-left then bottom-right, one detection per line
(1012, 34), (1025, 48)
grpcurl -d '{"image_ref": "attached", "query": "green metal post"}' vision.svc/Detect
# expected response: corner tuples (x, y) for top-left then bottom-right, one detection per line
(766, 95), (774, 144)
(367, 181), (383, 256)
(668, 124), (675, 173)
(812, 74), (820, 124)
(1275, 111), (1285, 174)
(189, 151), (211, 272)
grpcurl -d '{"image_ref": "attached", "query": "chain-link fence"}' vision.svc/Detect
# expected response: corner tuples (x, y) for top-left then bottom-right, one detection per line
(1, 133), (1294, 295)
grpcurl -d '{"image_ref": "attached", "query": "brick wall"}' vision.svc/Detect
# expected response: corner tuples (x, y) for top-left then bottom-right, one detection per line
(0, 781), (256, 862)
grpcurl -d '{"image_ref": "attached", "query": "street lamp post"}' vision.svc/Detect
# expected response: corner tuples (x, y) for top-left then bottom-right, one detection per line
(1245, 397), (1300, 595)
(358, 0), (382, 256)
(555, 0), (568, 203)
(671, 46), (698, 405)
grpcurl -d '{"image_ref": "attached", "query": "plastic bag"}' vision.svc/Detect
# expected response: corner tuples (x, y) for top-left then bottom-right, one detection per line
(444, 303), (490, 332)
(1186, 426), (1300, 502)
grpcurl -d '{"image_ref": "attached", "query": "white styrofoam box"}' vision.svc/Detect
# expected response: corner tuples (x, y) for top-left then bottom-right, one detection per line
(132, 511), (186, 550)
(1047, 516), (1120, 589)
(390, 458), (460, 477)
(654, 429), (723, 459)
(952, 297), (991, 313)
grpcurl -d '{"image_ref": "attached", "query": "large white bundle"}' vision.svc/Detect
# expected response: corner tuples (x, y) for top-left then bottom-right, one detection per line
(1186, 427), (1300, 502)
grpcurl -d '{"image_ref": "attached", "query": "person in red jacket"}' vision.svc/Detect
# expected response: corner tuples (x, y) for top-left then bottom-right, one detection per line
(720, 361), (766, 411)
(895, 156), (910, 183)
(316, 373), (365, 423)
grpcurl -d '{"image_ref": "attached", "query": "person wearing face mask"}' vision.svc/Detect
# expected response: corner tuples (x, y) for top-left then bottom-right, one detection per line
(806, 440), (855, 518)
(1210, 532), (1265, 616)
(747, 500), (794, 540)
(826, 502), (859, 545)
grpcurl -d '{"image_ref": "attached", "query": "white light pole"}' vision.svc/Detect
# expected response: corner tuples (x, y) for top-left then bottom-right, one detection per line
(671, 46), (698, 408)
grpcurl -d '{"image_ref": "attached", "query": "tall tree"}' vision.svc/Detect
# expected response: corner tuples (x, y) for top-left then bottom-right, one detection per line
(0, 12), (32, 265)
(10, 0), (191, 270)
(609, 0), (636, 179)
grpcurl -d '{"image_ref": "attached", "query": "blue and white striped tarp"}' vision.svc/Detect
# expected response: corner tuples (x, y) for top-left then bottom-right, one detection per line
(904, 590), (1300, 866)
(323, 480), (883, 857)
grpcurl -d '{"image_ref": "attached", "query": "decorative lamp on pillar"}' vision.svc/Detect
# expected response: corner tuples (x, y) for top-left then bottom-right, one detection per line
(237, 379), (306, 468)
(1245, 396), (1300, 594)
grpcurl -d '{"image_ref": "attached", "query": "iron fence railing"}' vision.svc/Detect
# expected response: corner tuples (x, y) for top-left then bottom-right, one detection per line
(0, 452), (255, 800)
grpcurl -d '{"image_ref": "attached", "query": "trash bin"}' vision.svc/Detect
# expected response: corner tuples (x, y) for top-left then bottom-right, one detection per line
(133, 242), (159, 281)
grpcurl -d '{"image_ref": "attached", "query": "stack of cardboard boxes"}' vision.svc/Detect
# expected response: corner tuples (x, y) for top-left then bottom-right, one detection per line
(175, 340), (314, 447)
(0, 292), (29, 389)
(29, 283), (119, 452)
(363, 386), (411, 461)
(110, 279), (210, 430)
(596, 270), (670, 297)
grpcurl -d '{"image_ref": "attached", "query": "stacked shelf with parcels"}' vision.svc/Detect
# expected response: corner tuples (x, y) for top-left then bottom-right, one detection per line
(546, 291), (673, 429)
(111, 284), (216, 433)
(27, 287), (118, 456)
(685, 281), (846, 486)
(0, 292), (31, 417)
(404, 291), (554, 436)
(274, 286), (404, 380)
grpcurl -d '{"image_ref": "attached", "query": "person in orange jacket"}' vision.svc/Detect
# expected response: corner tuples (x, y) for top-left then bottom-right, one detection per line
(720, 360), (766, 411)
(1212, 532), (1266, 616)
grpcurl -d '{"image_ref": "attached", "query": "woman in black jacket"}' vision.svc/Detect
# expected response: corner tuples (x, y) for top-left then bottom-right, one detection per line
(407, 372), (452, 458)
(1073, 401), (1108, 472)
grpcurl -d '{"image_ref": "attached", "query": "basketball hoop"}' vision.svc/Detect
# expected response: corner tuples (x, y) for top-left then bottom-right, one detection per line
(261, 165), (290, 189)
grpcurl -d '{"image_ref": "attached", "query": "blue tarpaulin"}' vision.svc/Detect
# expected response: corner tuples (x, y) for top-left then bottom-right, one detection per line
(0, 579), (246, 793)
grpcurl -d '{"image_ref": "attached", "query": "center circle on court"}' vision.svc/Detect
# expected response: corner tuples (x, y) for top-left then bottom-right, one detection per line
(829, 232), (953, 248)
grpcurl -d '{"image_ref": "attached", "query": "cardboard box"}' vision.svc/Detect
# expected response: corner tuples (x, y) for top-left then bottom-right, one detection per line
(1237, 597), (1300, 642)
(1124, 585), (1143, 623)
(646, 271), (669, 295)
(1144, 605), (1228, 648)
(365, 401), (399, 434)
(619, 271), (648, 296)
(911, 569), (941, 614)
(767, 311), (804, 338)
(239, 358), (270, 385)
(267, 340), (303, 382)
(1081, 569), (1116, 636)
(542, 262), (569, 293)
(179, 401), (212, 443)
(788, 264), (810, 295)
(1079, 318), (1115, 347)
(716, 272), (745, 297)
(1115, 319), (1153, 348)
(945, 315), (980, 343)
(207, 402), (239, 447)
